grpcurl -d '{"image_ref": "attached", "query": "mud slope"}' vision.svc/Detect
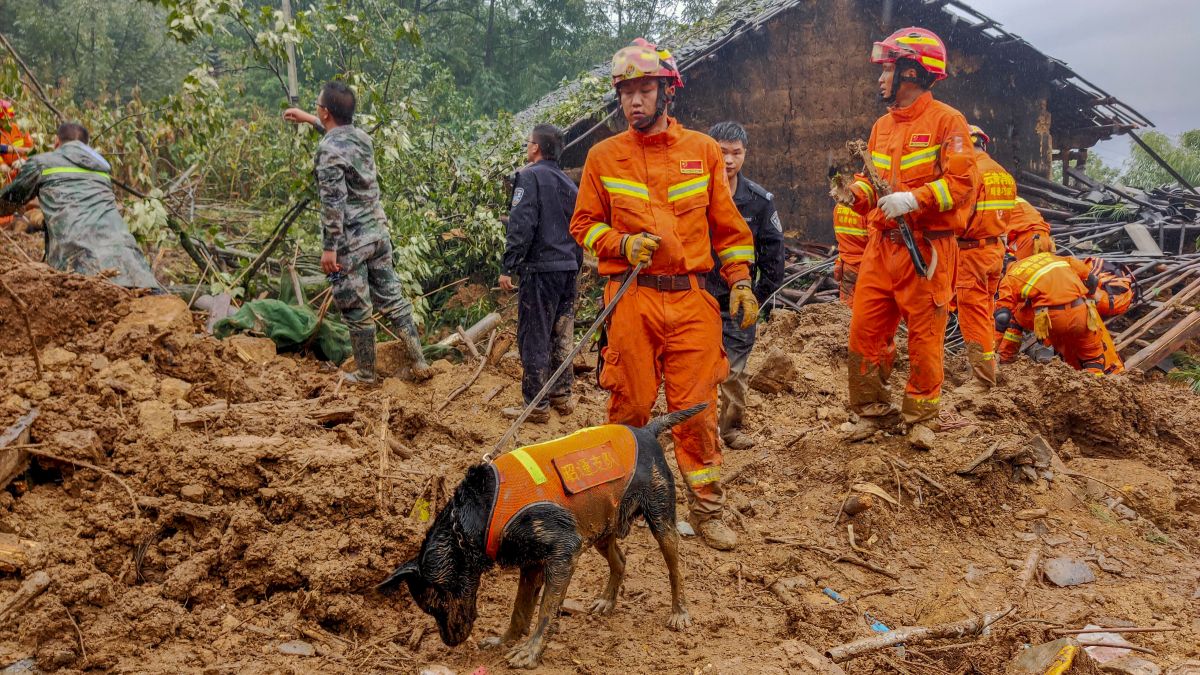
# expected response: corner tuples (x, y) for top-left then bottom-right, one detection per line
(0, 264), (1197, 674)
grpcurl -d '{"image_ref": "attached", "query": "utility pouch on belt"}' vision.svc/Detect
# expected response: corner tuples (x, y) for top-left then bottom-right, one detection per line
(1034, 307), (1052, 341)
(1086, 299), (1101, 331)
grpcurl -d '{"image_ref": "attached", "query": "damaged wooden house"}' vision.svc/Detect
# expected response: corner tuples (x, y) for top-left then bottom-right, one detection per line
(521, 0), (1152, 242)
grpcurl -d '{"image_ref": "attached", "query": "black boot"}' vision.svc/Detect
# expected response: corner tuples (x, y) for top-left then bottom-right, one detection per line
(344, 328), (379, 386)
(391, 316), (433, 382)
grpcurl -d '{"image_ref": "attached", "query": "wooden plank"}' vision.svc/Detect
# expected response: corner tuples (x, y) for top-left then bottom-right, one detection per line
(1123, 222), (1163, 257)
(0, 533), (40, 573)
(1125, 312), (1200, 372)
(0, 408), (38, 490)
(175, 399), (355, 427)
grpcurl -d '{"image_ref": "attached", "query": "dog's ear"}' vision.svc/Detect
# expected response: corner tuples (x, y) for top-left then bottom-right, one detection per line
(377, 558), (420, 594)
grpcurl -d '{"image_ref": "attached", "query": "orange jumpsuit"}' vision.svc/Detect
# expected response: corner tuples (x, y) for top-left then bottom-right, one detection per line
(570, 117), (753, 519)
(0, 110), (32, 229)
(1006, 197), (1054, 260)
(833, 204), (868, 306)
(846, 91), (979, 425)
(1085, 257), (1135, 318)
(955, 149), (1015, 386)
(995, 253), (1123, 375)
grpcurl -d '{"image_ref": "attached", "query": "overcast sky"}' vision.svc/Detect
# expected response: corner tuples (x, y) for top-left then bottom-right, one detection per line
(968, 0), (1199, 168)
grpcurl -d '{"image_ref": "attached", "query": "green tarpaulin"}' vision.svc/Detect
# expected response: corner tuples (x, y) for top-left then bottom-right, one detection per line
(214, 299), (350, 364)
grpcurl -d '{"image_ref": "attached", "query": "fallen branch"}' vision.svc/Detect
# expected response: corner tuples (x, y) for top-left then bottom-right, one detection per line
(0, 570), (51, 624)
(890, 457), (948, 493)
(825, 605), (1013, 662)
(377, 398), (391, 513)
(438, 329), (498, 412)
(0, 32), (64, 121)
(25, 448), (140, 516)
(764, 538), (901, 580)
(1015, 545), (1041, 594)
(0, 276), (43, 380)
(232, 198), (310, 290)
(1054, 626), (1177, 635)
(455, 326), (481, 362)
(856, 586), (916, 601)
(1076, 642), (1158, 656)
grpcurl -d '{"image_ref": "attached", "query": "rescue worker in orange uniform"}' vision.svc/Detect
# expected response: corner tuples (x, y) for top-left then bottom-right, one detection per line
(0, 100), (34, 230)
(831, 28), (979, 443)
(833, 204), (868, 306)
(954, 125), (1015, 392)
(994, 252), (1123, 375)
(1006, 197), (1054, 260)
(1084, 256), (1135, 318)
(570, 38), (756, 551)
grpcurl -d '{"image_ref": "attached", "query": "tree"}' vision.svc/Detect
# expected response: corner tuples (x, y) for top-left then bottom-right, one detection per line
(1123, 130), (1200, 189)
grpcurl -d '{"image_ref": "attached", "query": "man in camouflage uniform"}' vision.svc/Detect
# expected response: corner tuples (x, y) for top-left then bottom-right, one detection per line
(285, 81), (431, 384)
(0, 122), (160, 289)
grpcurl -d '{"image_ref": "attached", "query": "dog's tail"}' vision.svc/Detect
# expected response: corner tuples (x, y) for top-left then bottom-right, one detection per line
(643, 402), (710, 438)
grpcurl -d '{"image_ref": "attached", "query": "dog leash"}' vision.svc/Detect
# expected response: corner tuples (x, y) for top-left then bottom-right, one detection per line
(485, 261), (646, 462)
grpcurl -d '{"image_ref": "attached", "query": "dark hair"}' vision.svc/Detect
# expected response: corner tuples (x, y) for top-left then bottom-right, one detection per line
(320, 81), (356, 125)
(530, 124), (564, 161)
(896, 58), (936, 89)
(708, 121), (748, 147)
(57, 122), (89, 144)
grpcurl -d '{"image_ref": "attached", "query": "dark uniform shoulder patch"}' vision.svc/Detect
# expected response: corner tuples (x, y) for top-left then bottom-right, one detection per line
(511, 187), (525, 207)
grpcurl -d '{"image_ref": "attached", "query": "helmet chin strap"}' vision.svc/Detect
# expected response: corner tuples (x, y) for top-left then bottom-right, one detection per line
(633, 79), (672, 131)
(880, 58), (925, 105)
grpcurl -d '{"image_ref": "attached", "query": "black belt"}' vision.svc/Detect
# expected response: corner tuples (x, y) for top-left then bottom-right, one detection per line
(957, 236), (1002, 250)
(880, 228), (954, 244)
(609, 270), (705, 292)
(1042, 298), (1086, 312)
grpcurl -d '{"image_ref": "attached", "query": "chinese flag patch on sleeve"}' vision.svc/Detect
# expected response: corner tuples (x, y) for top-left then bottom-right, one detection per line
(679, 160), (703, 174)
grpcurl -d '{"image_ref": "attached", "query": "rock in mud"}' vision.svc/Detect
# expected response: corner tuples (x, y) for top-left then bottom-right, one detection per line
(750, 348), (798, 394)
(138, 400), (176, 440)
(1099, 656), (1162, 675)
(1072, 458), (1176, 527)
(41, 347), (77, 368)
(51, 429), (102, 461)
(277, 640), (315, 657)
(106, 294), (192, 355)
(180, 484), (206, 502)
(907, 424), (936, 450)
(1043, 557), (1096, 587)
(418, 666), (456, 675)
(223, 335), (277, 366)
(158, 377), (192, 405)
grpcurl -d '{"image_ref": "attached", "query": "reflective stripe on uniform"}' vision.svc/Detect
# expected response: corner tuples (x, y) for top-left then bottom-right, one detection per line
(1003, 330), (1021, 343)
(583, 223), (613, 255)
(976, 199), (1015, 211)
(686, 466), (720, 487)
(667, 174), (709, 202)
(509, 448), (548, 485)
(871, 152), (891, 170)
(911, 395), (941, 405)
(600, 176), (650, 200)
(718, 245), (754, 264)
(981, 351), (995, 361)
(929, 178), (953, 212)
(42, 166), (111, 179)
(1020, 260), (1069, 298)
(853, 179), (876, 206)
(835, 226), (869, 237)
(900, 147), (939, 170)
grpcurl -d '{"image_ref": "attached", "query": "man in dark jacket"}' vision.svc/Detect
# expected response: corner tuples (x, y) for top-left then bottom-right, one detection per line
(499, 124), (582, 423)
(706, 121), (785, 449)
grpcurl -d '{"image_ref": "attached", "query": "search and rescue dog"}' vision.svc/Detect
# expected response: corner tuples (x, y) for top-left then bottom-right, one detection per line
(378, 403), (708, 669)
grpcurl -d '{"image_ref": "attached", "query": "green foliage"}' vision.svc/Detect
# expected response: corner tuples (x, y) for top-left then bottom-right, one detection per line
(1167, 353), (1200, 393)
(1124, 130), (1200, 189)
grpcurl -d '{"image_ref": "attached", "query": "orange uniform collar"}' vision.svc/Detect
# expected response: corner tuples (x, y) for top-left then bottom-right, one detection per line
(889, 90), (934, 121)
(627, 116), (683, 147)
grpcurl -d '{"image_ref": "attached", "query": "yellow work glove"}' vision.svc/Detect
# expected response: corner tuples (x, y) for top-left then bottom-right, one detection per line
(622, 232), (661, 266)
(729, 280), (759, 329)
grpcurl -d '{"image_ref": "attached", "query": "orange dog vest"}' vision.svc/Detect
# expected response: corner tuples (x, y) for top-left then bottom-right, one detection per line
(486, 425), (639, 559)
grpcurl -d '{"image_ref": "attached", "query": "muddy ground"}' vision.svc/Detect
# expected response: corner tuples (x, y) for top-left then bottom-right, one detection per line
(0, 263), (1198, 674)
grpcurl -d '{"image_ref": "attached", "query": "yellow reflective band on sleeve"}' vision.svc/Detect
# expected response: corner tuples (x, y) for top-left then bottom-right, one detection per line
(976, 199), (1016, 211)
(871, 152), (892, 170)
(1020, 260), (1069, 298)
(981, 351), (995, 361)
(667, 174), (709, 202)
(718, 246), (755, 264)
(583, 222), (612, 255)
(930, 178), (953, 212)
(835, 226), (869, 237)
(900, 147), (939, 170)
(685, 466), (720, 487)
(853, 179), (876, 206)
(41, 166), (111, 179)
(510, 448), (548, 485)
(1003, 332), (1021, 343)
(600, 176), (650, 200)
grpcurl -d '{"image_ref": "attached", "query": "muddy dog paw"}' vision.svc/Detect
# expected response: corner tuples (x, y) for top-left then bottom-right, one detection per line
(589, 597), (616, 615)
(666, 608), (692, 631)
(506, 641), (542, 669)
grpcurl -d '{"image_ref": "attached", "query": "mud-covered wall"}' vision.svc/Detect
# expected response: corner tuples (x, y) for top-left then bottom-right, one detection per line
(660, 0), (1055, 243)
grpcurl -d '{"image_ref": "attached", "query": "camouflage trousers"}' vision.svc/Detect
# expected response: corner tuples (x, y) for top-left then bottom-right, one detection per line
(517, 270), (577, 407)
(331, 237), (414, 331)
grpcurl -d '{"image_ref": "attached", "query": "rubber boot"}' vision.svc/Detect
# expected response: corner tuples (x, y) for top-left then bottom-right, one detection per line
(391, 316), (433, 382)
(344, 328), (379, 386)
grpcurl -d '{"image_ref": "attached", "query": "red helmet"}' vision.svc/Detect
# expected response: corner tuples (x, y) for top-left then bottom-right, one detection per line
(0, 100), (14, 120)
(871, 27), (948, 81)
(611, 38), (684, 89)
(969, 125), (990, 147)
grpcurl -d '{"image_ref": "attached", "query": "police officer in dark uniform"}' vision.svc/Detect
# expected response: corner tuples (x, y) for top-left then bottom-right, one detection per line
(706, 121), (785, 449)
(499, 124), (582, 423)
